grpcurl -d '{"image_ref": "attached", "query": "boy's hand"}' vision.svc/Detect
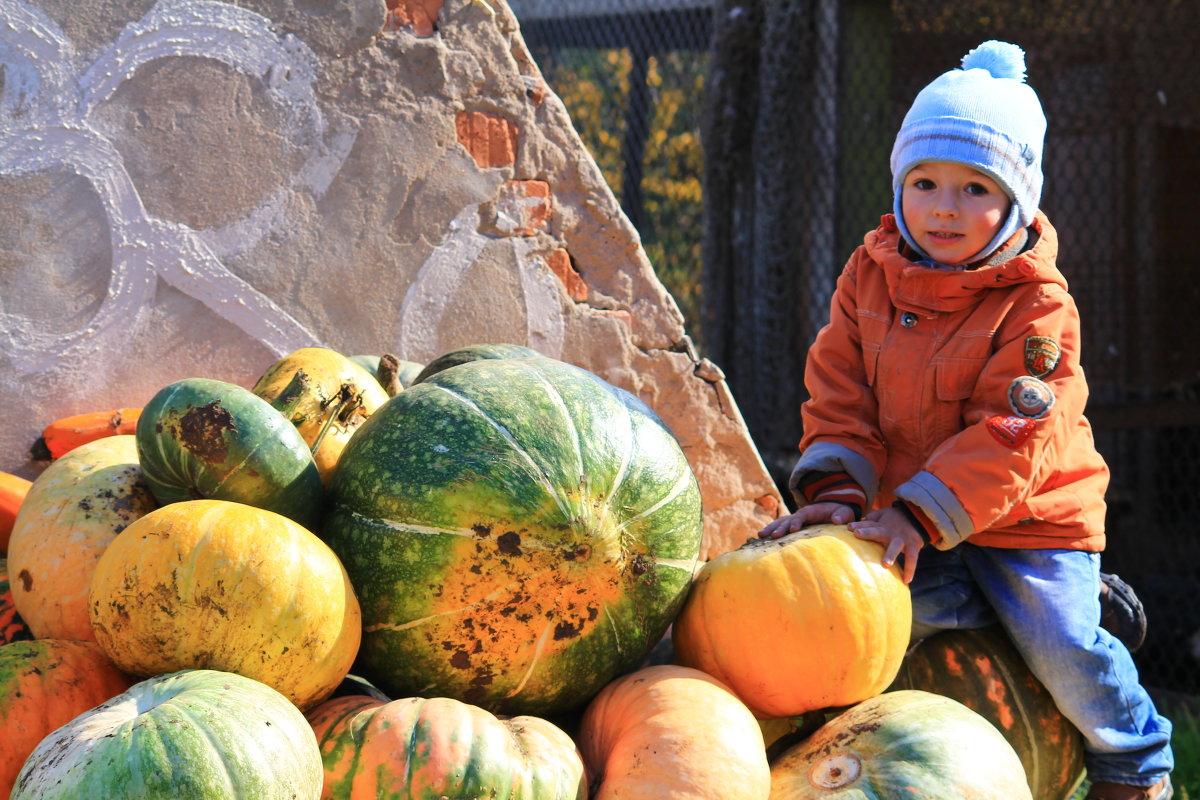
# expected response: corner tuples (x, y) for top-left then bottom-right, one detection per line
(848, 506), (924, 584)
(758, 502), (856, 539)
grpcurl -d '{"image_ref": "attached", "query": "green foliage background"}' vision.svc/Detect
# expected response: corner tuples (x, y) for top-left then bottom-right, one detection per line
(537, 47), (708, 345)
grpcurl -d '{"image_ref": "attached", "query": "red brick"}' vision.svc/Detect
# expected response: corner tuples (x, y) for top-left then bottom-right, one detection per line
(456, 111), (518, 168)
(501, 180), (550, 235)
(384, 0), (442, 36)
(545, 249), (587, 302)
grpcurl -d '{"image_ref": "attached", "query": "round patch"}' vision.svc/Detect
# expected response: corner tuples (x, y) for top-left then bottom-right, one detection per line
(1007, 376), (1055, 419)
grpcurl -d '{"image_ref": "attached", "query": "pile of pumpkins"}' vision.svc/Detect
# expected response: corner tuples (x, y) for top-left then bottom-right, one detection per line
(0, 344), (1086, 799)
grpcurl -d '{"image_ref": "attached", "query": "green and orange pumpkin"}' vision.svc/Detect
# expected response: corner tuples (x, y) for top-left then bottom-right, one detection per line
(307, 693), (586, 799)
(768, 690), (1032, 799)
(889, 625), (1086, 799)
(324, 354), (703, 715)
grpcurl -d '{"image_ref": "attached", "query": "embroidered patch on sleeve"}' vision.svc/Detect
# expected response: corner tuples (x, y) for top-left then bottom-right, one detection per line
(987, 414), (1037, 448)
(1007, 375), (1056, 419)
(1023, 336), (1061, 378)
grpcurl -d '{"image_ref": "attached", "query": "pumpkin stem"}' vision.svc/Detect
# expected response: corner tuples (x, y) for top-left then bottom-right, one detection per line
(376, 353), (404, 396)
(309, 383), (364, 457)
(268, 369), (313, 423)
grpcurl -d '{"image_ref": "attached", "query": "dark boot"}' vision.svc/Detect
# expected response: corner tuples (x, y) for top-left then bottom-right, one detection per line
(1099, 572), (1147, 653)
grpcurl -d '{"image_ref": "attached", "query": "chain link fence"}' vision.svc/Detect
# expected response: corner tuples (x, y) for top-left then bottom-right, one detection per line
(510, 0), (1200, 705)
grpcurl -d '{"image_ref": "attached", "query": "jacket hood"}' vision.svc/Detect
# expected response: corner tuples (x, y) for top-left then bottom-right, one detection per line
(866, 211), (1065, 315)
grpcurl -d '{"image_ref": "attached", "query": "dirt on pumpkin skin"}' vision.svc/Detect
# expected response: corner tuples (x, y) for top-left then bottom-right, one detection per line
(173, 401), (236, 465)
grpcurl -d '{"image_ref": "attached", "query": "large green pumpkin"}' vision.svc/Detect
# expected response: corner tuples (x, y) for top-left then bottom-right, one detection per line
(136, 378), (323, 528)
(324, 355), (703, 716)
(768, 690), (1032, 799)
(410, 342), (542, 385)
(889, 625), (1086, 799)
(12, 668), (323, 800)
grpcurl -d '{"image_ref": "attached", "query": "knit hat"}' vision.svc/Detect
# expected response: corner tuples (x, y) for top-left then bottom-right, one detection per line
(890, 41), (1046, 263)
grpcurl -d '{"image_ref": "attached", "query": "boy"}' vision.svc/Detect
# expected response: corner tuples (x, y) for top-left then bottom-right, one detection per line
(759, 41), (1173, 798)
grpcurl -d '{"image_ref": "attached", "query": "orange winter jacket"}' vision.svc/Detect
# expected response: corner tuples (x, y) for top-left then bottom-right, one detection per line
(793, 212), (1108, 552)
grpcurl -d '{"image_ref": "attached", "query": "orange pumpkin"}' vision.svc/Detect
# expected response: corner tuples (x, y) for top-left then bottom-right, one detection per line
(0, 638), (135, 797)
(37, 407), (142, 460)
(306, 694), (586, 799)
(0, 470), (33, 554)
(672, 524), (911, 718)
(252, 347), (390, 486)
(578, 664), (771, 799)
(88, 499), (362, 710)
(7, 436), (157, 641)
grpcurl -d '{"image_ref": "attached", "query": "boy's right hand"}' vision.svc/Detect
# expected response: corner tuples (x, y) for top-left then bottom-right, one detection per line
(758, 502), (857, 539)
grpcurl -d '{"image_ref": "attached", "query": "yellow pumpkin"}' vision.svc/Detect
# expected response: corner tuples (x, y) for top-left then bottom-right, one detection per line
(8, 436), (157, 641)
(88, 499), (361, 710)
(673, 524), (911, 718)
(252, 347), (390, 485)
(578, 664), (770, 799)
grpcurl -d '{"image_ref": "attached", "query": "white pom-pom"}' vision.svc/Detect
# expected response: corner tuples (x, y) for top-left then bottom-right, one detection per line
(961, 40), (1027, 82)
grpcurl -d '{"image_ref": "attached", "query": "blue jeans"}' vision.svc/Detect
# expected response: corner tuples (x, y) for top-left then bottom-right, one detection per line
(909, 544), (1174, 784)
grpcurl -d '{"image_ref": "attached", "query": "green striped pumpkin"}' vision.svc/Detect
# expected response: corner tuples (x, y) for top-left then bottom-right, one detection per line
(12, 669), (322, 800)
(324, 355), (703, 715)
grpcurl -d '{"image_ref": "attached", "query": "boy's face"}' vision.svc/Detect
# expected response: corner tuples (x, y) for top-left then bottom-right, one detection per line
(900, 162), (1012, 265)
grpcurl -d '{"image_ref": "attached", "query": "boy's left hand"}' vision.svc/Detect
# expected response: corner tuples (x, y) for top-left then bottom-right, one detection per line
(848, 506), (924, 584)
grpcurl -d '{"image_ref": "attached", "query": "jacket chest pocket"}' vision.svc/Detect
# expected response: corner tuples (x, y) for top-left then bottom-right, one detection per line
(935, 356), (986, 400)
(931, 355), (987, 441)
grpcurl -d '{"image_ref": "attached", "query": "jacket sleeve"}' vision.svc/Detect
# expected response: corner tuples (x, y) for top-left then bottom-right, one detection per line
(792, 252), (887, 508)
(894, 282), (1089, 547)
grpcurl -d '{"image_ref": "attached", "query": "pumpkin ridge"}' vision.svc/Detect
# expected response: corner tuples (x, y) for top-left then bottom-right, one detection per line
(614, 466), (695, 535)
(168, 698), (240, 796)
(428, 383), (574, 521)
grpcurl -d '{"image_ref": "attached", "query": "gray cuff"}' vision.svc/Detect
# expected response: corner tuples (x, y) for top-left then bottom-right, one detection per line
(789, 442), (880, 509)
(895, 470), (974, 548)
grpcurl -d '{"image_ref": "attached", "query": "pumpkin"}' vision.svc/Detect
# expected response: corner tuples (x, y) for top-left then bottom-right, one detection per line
(7, 435), (157, 641)
(252, 347), (390, 486)
(324, 355), (703, 715)
(0, 638), (135, 798)
(672, 525), (911, 718)
(0, 558), (32, 643)
(768, 690), (1032, 799)
(88, 499), (361, 710)
(889, 625), (1086, 799)
(35, 407), (142, 460)
(1, 469), (33, 553)
(410, 342), (543, 384)
(307, 694), (586, 799)
(135, 377), (324, 527)
(12, 668), (323, 800)
(578, 664), (770, 799)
